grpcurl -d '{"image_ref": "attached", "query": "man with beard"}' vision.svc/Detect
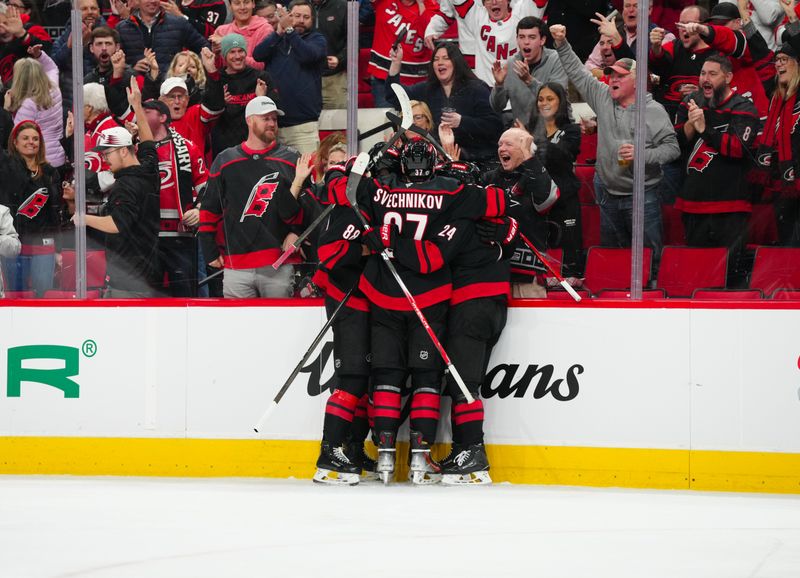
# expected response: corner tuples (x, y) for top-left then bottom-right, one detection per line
(198, 96), (302, 298)
(485, 127), (557, 298)
(253, 0), (327, 153)
(674, 54), (759, 286)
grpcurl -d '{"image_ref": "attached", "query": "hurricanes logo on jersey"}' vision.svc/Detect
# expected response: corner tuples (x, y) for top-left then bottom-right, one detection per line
(17, 188), (49, 219)
(241, 172), (279, 221)
(688, 141), (718, 173)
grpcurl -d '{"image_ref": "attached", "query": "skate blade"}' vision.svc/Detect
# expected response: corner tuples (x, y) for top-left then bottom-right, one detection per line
(441, 471), (492, 486)
(409, 470), (442, 485)
(312, 468), (360, 486)
(379, 471), (393, 485)
(360, 470), (380, 482)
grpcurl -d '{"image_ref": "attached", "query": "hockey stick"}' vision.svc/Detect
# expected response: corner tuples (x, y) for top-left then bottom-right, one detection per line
(346, 152), (476, 404)
(272, 94), (413, 270)
(518, 231), (582, 302)
(385, 111), (453, 162)
(198, 268), (224, 287)
(254, 286), (355, 432)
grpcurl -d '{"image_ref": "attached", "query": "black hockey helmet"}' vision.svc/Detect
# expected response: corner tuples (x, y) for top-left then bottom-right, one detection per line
(436, 160), (482, 185)
(400, 140), (437, 182)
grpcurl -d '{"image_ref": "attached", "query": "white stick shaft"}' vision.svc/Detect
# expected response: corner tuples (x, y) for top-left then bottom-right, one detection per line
(253, 401), (278, 433)
(447, 363), (475, 404)
(560, 280), (582, 302)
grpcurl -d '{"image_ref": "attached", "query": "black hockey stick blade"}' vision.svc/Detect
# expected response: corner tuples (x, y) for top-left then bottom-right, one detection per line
(392, 26), (408, 51)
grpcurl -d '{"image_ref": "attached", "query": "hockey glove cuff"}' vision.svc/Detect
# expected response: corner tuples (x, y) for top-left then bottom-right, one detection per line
(477, 216), (519, 245)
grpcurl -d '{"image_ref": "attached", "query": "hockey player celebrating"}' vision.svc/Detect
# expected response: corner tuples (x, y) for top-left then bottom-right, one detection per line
(310, 160), (376, 485)
(327, 140), (507, 484)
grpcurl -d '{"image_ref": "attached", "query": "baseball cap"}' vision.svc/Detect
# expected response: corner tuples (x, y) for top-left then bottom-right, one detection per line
(706, 3), (739, 23)
(142, 99), (172, 123)
(91, 126), (133, 152)
(221, 33), (247, 58)
(604, 57), (636, 77)
(245, 96), (284, 118)
(160, 77), (188, 96)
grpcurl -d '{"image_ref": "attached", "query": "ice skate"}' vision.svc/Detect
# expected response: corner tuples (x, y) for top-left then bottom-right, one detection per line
(441, 443), (492, 485)
(408, 430), (441, 485)
(347, 442), (379, 481)
(313, 441), (360, 485)
(376, 431), (396, 485)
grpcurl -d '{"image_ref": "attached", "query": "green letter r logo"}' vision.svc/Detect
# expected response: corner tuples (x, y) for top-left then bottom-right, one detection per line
(7, 345), (80, 398)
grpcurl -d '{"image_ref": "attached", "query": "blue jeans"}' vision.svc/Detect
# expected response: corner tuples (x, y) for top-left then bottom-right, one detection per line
(371, 77), (391, 108)
(2, 253), (55, 297)
(594, 174), (663, 257)
(659, 159), (685, 205)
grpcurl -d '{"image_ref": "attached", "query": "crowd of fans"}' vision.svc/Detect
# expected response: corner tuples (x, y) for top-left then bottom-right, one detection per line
(0, 0), (799, 298)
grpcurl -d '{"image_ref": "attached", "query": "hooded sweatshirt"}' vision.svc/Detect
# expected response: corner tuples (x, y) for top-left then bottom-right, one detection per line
(490, 47), (568, 122)
(556, 40), (680, 196)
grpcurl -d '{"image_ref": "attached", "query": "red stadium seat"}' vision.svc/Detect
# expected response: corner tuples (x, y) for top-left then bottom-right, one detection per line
(574, 165), (595, 204)
(358, 92), (375, 108)
(3, 290), (35, 299)
(59, 250), (107, 291)
(691, 288), (764, 300)
(747, 203), (778, 247)
(576, 132), (597, 164)
(770, 288), (800, 300)
(749, 247), (800, 294)
(547, 288), (590, 300)
(656, 246), (728, 297)
(583, 247), (653, 294)
(594, 289), (666, 299)
(580, 204), (601, 249)
(661, 203), (686, 246)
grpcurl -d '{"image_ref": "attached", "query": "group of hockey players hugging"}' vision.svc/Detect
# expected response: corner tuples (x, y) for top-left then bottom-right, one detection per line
(311, 127), (554, 486)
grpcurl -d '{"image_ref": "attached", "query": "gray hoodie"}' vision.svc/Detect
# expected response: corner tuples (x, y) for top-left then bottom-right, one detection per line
(490, 47), (568, 124)
(555, 41), (680, 196)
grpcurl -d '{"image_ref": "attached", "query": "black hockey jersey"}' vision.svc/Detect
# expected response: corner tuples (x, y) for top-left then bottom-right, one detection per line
(675, 91), (760, 214)
(449, 219), (511, 306)
(328, 169), (507, 310)
(198, 141), (301, 269)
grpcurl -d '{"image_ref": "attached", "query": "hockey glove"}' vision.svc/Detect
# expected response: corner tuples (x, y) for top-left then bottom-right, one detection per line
(363, 223), (399, 253)
(477, 216), (519, 245)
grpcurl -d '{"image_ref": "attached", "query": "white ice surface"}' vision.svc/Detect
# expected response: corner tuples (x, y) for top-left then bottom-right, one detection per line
(1, 476), (800, 578)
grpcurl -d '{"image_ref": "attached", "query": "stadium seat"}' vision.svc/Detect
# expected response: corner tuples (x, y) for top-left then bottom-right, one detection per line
(594, 289), (666, 299)
(770, 288), (800, 300)
(3, 290), (35, 299)
(656, 246), (728, 297)
(691, 288), (764, 300)
(546, 288), (590, 300)
(583, 247), (653, 294)
(59, 250), (107, 291)
(580, 204), (601, 249)
(574, 165), (595, 204)
(576, 132), (597, 164)
(661, 204), (686, 246)
(747, 203), (778, 247)
(749, 247), (800, 294)
(541, 247), (563, 276)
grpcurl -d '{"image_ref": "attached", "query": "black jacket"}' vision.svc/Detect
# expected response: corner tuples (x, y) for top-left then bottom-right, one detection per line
(116, 10), (210, 72)
(101, 141), (161, 292)
(210, 66), (279, 157)
(387, 75), (504, 163)
(313, 0), (347, 75)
